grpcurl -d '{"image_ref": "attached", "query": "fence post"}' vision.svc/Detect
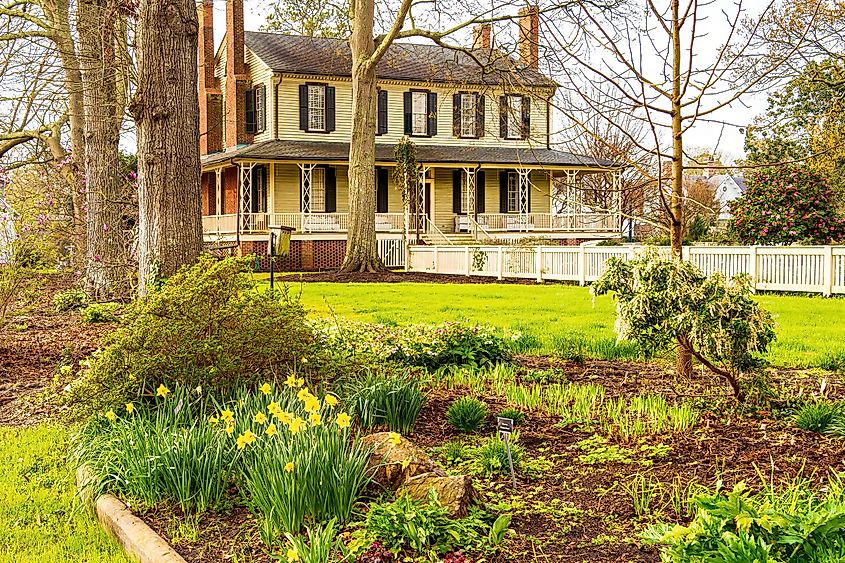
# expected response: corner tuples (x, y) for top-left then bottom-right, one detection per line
(497, 246), (504, 280)
(535, 246), (543, 283)
(578, 245), (587, 286)
(465, 246), (471, 276)
(748, 245), (758, 292)
(433, 246), (439, 273)
(823, 245), (834, 297)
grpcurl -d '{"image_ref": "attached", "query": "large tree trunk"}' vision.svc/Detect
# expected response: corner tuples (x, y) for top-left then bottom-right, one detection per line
(670, 0), (692, 377)
(341, 0), (383, 272)
(131, 0), (202, 296)
(78, 0), (131, 298)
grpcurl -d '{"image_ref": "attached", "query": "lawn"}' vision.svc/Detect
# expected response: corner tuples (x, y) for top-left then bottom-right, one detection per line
(0, 425), (128, 563)
(273, 279), (845, 369)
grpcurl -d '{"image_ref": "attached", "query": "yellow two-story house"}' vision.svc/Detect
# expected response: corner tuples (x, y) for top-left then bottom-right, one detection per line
(198, 0), (622, 269)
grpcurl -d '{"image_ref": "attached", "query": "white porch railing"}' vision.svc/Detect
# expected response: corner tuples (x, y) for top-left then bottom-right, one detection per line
(409, 244), (845, 296)
(201, 213), (405, 234)
(477, 213), (619, 232)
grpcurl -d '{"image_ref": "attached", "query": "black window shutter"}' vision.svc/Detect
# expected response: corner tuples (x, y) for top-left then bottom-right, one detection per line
(326, 86), (336, 132)
(452, 93), (461, 137)
(376, 167), (389, 213)
(299, 84), (308, 131)
(427, 92), (437, 136)
(245, 89), (256, 134)
(325, 166), (337, 212)
(476, 170), (486, 213)
(476, 94), (485, 138)
(499, 170), (508, 212)
(521, 96), (531, 139)
(377, 90), (388, 135)
(403, 91), (412, 134)
(499, 96), (508, 138)
(452, 170), (462, 214)
(259, 86), (267, 132)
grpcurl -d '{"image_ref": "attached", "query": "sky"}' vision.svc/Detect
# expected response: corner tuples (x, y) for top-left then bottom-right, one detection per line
(211, 0), (775, 161)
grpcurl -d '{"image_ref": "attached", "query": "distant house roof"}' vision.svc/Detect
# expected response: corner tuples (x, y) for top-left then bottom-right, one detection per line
(244, 32), (557, 88)
(202, 140), (619, 169)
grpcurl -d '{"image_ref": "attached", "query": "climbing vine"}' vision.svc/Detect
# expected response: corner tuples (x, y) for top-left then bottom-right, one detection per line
(393, 137), (418, 205)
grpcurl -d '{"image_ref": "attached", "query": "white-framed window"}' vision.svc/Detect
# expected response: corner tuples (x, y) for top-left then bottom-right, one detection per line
(507, 172), (518, 212)
(311, 167), (326, 212)
(412, 91), (428, 135)
(506, 95), (523, 140)
(460, 93), (476, 137)
(308, 85), (326, 132)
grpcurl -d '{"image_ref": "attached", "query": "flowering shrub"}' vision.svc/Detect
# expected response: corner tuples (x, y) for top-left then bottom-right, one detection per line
(729, 166), (845, 244)
(316, 320), (511, 369)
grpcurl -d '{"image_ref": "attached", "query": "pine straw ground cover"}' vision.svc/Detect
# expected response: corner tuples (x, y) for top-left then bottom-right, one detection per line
(133, 358), (845, 563)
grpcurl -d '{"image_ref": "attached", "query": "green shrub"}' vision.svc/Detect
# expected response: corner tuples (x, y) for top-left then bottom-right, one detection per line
(794, 402), (841, 433)
(56, 256), (322, 417)
(497, 408), (525, 426)
(80, 302), (120, 323)
(342, 370), (426, 433)
(473, 433), (523, 476)
(447, 397), (488, 433)
(642, 477), (845, 562)
(53, 287), (88, 312)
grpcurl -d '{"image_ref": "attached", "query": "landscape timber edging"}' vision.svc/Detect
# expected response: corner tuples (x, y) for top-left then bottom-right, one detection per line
(76, 466), (186, 563)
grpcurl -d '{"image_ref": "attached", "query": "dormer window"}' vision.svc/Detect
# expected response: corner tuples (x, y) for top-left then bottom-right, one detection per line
(299, 83), (336, 133)
(499, 94), (530, 140)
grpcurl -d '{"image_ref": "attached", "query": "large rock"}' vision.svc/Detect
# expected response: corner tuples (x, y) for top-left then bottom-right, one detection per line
(362, 432), (445, 490)
(402, 473), (477, 518)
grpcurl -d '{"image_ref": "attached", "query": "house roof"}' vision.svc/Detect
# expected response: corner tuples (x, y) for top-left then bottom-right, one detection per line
(244, 32), (557, 88)
(201, 140), (619, 169)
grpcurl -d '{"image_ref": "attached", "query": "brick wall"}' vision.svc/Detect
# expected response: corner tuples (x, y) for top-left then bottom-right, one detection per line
(223, 167), (238, 214)
(237, 239), (347, 272)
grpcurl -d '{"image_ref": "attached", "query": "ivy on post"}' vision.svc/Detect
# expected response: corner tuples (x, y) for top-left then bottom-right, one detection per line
(393, 137), (417, 269)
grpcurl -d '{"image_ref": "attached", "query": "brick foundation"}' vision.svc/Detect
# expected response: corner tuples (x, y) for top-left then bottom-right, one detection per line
(237, 239), (347, 272)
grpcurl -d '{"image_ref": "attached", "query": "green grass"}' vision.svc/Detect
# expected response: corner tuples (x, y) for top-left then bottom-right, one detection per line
(268, 279), (845, 369)
(0, 425), (128, 563)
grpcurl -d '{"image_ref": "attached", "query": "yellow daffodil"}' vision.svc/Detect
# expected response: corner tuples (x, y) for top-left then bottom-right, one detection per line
(401, 458), (411, 470)
(304, 397), (320, 414)
(286, 547), (299, 562)
(236, 434), (249, 450)
(260, 382), (272, 395)
(288, 417), (305, 434)
(324, 394), (338, 408)
(285, 374), (302, 388)
(268, 401), (281, 414)
(208, 415), (219, 424)
(276, 410), (293, 425)
(156, 383), (170, 398)
(297, 388), (312, 401)
(388, 432), (401, 446)
(335, 412), (351, 429)
(125, 403), (134, 414)
(266, 423), (278, 436)
(284, 461), (295, 473)
(105, 410), (116, 421)
(254, 412), (268, 424)
(225, 424), (235, 436)
(236, 429), (257, 449)
(309, 412), (322, 426)
(220, 409), (234, 424)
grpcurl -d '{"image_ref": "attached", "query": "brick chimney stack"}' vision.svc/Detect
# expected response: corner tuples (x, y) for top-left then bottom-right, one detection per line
(225, 0), (251, 149)
(472, 23), (492, 49)
(198, 0), (222, 155)
(518, 6), (539, 69)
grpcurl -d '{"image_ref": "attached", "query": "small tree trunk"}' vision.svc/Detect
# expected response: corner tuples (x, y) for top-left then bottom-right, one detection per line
(131, 0), (202, 295)
(341, 0), (383, 273)
(78, 0), (131, 299)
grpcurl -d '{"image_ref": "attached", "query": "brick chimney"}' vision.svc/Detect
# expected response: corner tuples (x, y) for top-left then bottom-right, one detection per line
(518, 6), (539, 69)
(225, 0), (251, 149)
(472, 23), (492, 49)
(198, 0), (222, 155)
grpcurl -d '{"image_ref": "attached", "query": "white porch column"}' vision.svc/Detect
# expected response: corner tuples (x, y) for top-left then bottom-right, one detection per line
(462, 166), (477, 238)
(415, 165), (430, 236)
(239, 162), (255, 231)
(298, 163), (315, 232)
(563, 170), (577, 229)
(516, 168), (531, 232)
(214, 168), (222, 215)
(612, 168), (622, 233)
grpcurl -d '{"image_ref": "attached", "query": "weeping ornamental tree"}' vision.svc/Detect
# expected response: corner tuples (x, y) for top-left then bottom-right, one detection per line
(592, 253), (776, 401)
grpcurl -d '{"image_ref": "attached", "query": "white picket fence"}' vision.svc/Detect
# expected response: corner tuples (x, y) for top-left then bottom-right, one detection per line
(407, 244), (845, 296)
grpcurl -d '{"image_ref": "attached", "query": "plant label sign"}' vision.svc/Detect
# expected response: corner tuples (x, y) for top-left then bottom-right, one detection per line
(496, 417), (517, 487)
(497, 417), (514, 435)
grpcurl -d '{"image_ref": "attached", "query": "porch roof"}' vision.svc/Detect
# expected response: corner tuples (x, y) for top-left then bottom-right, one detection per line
(201, 140), (620, 170)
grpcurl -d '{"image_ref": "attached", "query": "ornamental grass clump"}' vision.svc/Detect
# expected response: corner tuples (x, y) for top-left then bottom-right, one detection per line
(342, 369), (426, 433)
(794, 401), (842, 433)
(447, 396), (488, 433)
(473, 433), (524, 476)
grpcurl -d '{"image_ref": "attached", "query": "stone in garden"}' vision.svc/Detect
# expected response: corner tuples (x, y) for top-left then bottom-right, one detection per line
(362, 432), (445, 490)
(402, 473), (477, 518)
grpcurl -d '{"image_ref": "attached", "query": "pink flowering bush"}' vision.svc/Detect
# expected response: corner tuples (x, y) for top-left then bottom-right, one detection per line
(729, 166), (845, 245)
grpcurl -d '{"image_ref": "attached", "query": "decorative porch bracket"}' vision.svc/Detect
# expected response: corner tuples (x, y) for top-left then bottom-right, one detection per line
(239, 162), (255, 231)
(516, 168), (531, 231)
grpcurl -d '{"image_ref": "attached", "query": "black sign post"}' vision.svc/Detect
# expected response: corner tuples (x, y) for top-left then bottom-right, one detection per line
(497, 417), (516, 487)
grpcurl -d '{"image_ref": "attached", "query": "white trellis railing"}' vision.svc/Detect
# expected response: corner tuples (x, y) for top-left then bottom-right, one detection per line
(408, 244), (845, 296)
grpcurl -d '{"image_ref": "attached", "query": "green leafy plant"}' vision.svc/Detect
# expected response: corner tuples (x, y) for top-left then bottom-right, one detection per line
(284, 519), (351, 563)
(53, 287), (88, 312)
(592, 252), (777, 400)
(497, 408), (525, 426)
(447, 397), (488, 433)
(80, 302), (120, 323)
(794, 402), (841, 433)
(473, 433), (523, 476)
(620, 473), (661, 517)
(342, 370), (426, 433)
